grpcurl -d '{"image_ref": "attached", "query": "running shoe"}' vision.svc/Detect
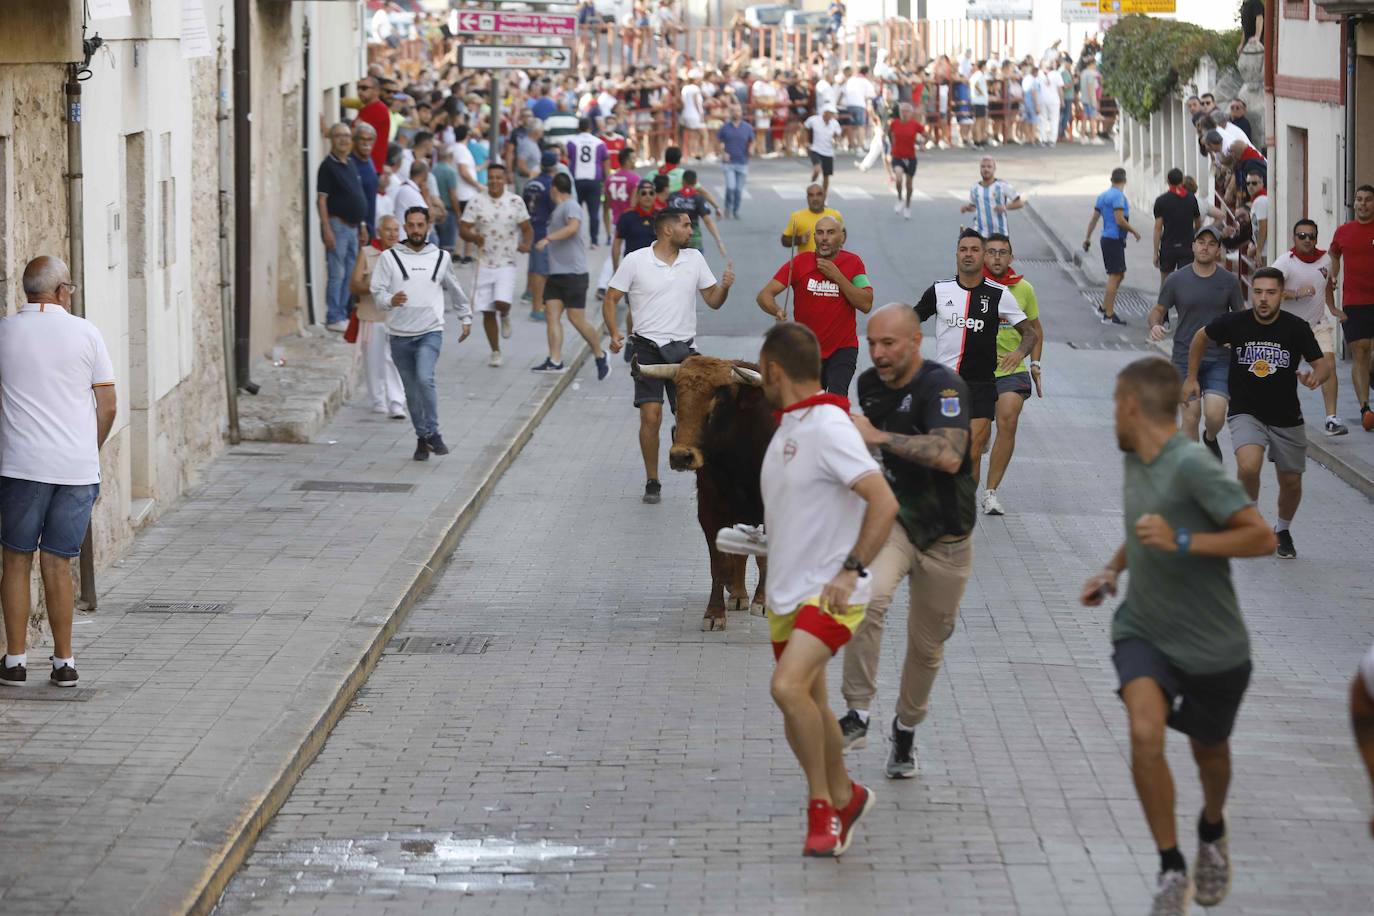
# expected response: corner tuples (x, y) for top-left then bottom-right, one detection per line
(531, 359), (566, 373)
(0, 660), (25, 687)
(1202, 434), (1223, 462)
(529, 310), (546, 322)
(715, 524), (767, 557)
(642, 479), (662, 504)
(1149, 869), (1193, 916)
(1275, 529), (1296, 559)
(904, 205), (912, 221)
(425, 434), (450, 456)
(1099, 309), (1111, 324)
(982, 490), (1005, 516)
(1325, 417), (1349, 436)
(1193, 816), (1231, 907)
(413, 438), (429, 462)
(49, 659), (78, 688)
(894, 200), (903, 215)
(838, 710), (868, 751)
(886, 717), (917, 779)
(501, 313), (513, 339)
(488, 351), (503, 368)
(596, 355), (612, 381)
(802, 799), (841, 857)
(1108, 313), (1128, 326)
(836, 782), (876, 855)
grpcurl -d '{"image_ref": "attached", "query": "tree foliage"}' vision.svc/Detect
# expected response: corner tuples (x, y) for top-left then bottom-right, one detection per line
(1101, 15), (1242, 120)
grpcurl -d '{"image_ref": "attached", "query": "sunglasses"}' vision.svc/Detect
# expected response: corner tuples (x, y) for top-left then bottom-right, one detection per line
(637, 188), (653, 194)
(1295, 232), (1317, 240)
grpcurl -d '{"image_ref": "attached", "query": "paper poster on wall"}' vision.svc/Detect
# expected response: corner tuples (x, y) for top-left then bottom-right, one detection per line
(181, 0), (212, 59)
(88, 0), (132, 19)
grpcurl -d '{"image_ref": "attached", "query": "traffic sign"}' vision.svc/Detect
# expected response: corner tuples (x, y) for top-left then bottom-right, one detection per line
(1063, 0), (1101, 21)
(453, 10), (577, 37)
(1098, 0), (1175, 12)
(459, 45), (572, 70)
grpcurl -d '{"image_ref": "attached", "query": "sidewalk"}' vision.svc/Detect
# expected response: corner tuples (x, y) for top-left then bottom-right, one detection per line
(1023, 145), (1374, 498)
(0, 257), (611, 915)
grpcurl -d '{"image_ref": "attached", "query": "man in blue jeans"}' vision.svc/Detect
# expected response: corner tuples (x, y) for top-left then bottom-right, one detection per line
(0, 257), (118, 688)
(717, 104), (753, 220)
(1084, 167), (1142, 326)
(370, 207), (473, 461)
(317, 122), (370, 332)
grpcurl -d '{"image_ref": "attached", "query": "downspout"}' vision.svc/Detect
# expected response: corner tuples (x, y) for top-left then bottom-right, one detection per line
(233, 0), (260, 394)
(66, 64), (97, 611)
(219, 27), (241, 444)
(1346, 19), (1356, 216)
(301, 13), (316, 325)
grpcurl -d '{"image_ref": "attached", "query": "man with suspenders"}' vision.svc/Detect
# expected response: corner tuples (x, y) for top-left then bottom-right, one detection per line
(567, 118), (610, 248)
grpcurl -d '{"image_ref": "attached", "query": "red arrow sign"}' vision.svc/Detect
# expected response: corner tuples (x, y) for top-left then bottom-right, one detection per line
(454, 10), (577, 36)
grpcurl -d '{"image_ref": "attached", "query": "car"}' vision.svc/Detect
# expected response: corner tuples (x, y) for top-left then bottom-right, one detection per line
(744, 3), (789, 28)
(782, 9), (829, 35)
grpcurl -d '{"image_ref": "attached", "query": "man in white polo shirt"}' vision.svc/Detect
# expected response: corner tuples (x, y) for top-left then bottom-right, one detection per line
(756, 321), (896, 857)
(0, 257), (117, 688)
(603, 209), (735, 504)
(1273, 217), (1349, 436)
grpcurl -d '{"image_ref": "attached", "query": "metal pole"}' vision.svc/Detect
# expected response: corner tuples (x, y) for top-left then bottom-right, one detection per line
(489, 72), (502, 172)
(233, 0), (259, 395)
(301, 14), (316, 326)
(218, 28), (241, 444)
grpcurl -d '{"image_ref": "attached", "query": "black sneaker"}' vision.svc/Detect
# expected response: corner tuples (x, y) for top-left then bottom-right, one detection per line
(595, 355), (612, 381)
(838, 710), (869, 752)
(425, 434), (450, 456)
(643, 479), (662, 504)
(49, 661), (77, 688)
(1276, 529), (1296, 559)
(1108, 313), (1128, 326)
(886, 717), (916, 778)
(1202, 434), (1223, 462)
(413, 438), (429, 462)
(0, 661), (25, 687)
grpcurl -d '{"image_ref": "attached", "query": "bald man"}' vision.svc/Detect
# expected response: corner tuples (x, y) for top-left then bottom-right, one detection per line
(836, 303), (976, 776)
(0, 257), (117, 688)
(782, 184), (843, 255)
(757, 215), (874, 395)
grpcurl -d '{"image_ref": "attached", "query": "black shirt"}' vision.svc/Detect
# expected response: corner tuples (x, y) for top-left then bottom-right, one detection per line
(1232, 114), (1256, 145)
(1205, 309), (1323, 428)
(857, 362), (975, 549)
(615, 208), (657, 254)
(1153, 189), (1200, 250)
(914, 278), (1027, 385)
(317, 154), (368, 225)
(666, 189), (711, 231)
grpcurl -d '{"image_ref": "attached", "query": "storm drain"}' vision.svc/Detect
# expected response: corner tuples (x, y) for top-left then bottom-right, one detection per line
(295, 480), (415, 494)
(1079, 287), (1153, 316)
(386, 635), (494, 655)
(128, 601), (231, 614)
(1066, 339), (1156, 352)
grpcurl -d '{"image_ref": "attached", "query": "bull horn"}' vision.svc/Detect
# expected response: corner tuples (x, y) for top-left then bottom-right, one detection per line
(731, 366), (763, 386)
(636, 362), (681, 380)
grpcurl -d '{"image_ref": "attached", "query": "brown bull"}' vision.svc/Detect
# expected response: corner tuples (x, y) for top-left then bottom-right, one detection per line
(635, 354), (776, 631)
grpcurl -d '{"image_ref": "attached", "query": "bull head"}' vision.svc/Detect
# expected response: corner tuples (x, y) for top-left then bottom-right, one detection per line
(636, 362), (763, 387)
(632, 356), (766, 472)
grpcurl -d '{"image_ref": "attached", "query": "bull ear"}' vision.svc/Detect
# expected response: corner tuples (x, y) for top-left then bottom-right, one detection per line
(731, 366), (763, 387)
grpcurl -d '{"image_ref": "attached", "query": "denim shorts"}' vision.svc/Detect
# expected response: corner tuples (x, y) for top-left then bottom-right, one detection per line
(0, 477), (99, 558)
(529, 244), (550, 276)
(1173, 356), (1229, 399)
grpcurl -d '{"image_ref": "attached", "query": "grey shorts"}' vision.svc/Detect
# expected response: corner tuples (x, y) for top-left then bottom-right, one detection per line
(995, 371), (1032, 400)
(1227, 413), (1307, 473)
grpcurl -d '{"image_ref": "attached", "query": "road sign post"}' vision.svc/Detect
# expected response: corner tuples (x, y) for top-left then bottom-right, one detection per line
(459, 45), (572, 70)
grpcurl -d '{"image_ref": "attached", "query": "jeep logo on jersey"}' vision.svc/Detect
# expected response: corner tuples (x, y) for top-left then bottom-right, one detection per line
(805, 278), (840, 297)
(946, 314), (986, 332)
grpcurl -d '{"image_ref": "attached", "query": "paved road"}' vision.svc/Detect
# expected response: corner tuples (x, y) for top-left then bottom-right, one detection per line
(217, 147), (1374, 915)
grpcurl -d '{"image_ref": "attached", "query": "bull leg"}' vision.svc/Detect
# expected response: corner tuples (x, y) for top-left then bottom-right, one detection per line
(702, 537), (728, 632)
(726, 553), (749, 611)
(750, 556), (768, 617)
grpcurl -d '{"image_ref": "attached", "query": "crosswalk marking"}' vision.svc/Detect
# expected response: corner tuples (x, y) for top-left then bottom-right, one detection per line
(830, 184), (872, 200)
(705, 184), (944, 204)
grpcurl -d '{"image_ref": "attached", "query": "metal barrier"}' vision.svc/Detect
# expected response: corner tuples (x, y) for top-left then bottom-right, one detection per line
(918, 19), (1017, 64)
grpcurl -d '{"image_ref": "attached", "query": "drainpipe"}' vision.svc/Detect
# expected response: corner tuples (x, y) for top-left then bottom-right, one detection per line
(219, 28), (241, 444)
(1346, 20), (1357, 216)
(233, 0), (259, 395)
(301, 13), (316, 325)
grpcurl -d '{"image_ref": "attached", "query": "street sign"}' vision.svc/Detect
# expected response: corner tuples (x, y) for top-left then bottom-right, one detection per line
(452, 10), (577, 37)
(1062, 0), (1101, 21)
(965, 0), (1034, 19)
(459, 45), (572, 70)
(1098, 0), (1176, 12)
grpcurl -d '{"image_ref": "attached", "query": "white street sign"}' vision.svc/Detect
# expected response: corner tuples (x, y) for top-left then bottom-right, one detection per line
(459, 45), (572, 71)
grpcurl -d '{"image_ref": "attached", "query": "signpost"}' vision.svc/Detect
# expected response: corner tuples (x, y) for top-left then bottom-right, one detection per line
(1098, 0), (1176, 12)
(452, 10), (577, 37)
(460, 44), (572, 71)
(1062, 0), (1101, 22)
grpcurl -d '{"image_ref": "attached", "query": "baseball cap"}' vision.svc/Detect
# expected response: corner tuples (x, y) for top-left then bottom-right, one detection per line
(540, 150), (559, 167)
(1195, 224), (1222, 242)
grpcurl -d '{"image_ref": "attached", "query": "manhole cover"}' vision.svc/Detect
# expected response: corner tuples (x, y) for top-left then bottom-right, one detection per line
(386, 635), (494, 655)
(1066, 339), (1156, 352)
(1079, 287), (1154, 316)
(128, 601), (231, 614)
(295, 480), (415, 494)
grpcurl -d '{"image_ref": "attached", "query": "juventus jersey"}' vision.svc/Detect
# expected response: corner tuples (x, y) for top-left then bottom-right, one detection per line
(914, 278), (1027, 383)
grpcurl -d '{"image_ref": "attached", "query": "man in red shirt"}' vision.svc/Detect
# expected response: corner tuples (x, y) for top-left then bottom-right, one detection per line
(1329, 183), (1374, 427)
(887, 103), (926, 221)
(356, 76), (392, 174)
(755, 215), (874, 395)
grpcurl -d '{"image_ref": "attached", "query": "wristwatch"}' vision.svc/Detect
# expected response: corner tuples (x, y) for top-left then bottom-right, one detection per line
(1174, 527), (1191, 555)
(1029, 360), (1042, 370)
(843, 555), (866, 575)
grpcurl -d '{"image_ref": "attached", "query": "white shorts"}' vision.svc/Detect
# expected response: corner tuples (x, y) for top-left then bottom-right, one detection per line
(474, 264), (518, 313)
(682, 114), (705, 131)
(1312, 319), (1337, 353)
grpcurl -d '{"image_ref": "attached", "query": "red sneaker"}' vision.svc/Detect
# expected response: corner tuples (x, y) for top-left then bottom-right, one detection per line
(836, 781), (876, 854)
(803, 799), (841, 857)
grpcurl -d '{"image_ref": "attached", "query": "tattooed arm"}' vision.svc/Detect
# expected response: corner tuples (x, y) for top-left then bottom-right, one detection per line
(853, 415), (967, 474)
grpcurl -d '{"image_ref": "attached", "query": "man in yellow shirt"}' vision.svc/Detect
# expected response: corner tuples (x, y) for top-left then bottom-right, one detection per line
(782, 184), (843, 255)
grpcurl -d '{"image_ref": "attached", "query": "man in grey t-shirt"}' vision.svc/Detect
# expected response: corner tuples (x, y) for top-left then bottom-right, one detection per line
(532, 173), (608, 379)
(1147, 225), (1243, 457)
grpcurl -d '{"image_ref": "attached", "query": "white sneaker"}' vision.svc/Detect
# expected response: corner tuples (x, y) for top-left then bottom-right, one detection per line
(903, 205), (912, 220)
(500, 314), (513, 339)
(488, 351), (503, 368)
(715, 524), (767, 557)
(894, 200), (903, 215)
(325, 320), (349, 333)
(1149, 869), (1193, 916)
(982, 490), (1005, 516)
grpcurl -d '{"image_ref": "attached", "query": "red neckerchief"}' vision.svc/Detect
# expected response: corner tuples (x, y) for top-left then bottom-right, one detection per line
(984, 266), (1022, 287)
(633, 203), (655, 217)
(371, 239), (387, 251)
(772, 391), (851, 422)
(652, 197), (668, 211)
(679, 186), (697, 197)
(1289, 246), (1327, 264)
(1168, 185), (1188, 197)
(657, 163), (676, 175)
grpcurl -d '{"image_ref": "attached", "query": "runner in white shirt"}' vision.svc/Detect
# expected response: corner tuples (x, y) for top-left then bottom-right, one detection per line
(804, 107), (843, 194)
(603, 209), (736, 503)
(1272, 218), (1349, 435)
(680, 71), (707, 160)
(754, 321), (897, 857)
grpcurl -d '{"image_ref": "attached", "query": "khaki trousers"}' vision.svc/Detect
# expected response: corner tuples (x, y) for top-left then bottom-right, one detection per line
(841, 526), (973, 726)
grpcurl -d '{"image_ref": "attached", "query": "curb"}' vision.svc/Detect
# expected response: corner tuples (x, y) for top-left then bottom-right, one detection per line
(184, 330), (604, 915)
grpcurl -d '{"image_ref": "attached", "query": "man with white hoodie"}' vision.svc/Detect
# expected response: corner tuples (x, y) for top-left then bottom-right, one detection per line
(370, 205), (473, 461)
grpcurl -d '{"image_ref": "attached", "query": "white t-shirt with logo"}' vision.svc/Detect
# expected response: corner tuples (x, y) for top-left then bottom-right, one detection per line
(762, 401), (880, 615)
(804, 115), (842, 157)
(1272, 250), (1334, 327)
(608, 246), (716, 345)
(0, 304), (115, 485)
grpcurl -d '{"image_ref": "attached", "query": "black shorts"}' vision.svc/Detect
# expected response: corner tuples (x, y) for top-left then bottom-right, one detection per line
(1112, 638), (1251, 746)
(994, 371), (1032, 400)
(973, 104), (988, 119)
(967, 380), (997, 420)
(821, 347), (858, 396)
(543, 273), (589, 309)
(1158, 244), (1194, 273)
(1341, 304), (1374, 343)
(808, 150), (835, 177)
(1100, 236), (1128, 276)
(631, 336), (696, 409)
(892, 157), (917, 177)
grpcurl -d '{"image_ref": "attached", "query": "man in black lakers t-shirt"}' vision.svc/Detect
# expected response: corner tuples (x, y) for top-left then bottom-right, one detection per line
(915, 229), (1040, 486)
(836, 304), (976, 779)
(1184, 266), (1332, 558)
